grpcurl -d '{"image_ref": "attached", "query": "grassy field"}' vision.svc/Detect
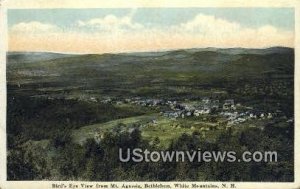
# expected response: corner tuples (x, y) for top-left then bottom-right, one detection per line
(71, 111), (270, 149)
(71, 114), (159, 144)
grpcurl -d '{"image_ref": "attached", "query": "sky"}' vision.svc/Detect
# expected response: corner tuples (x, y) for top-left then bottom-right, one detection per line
(8, 8), (295, 53)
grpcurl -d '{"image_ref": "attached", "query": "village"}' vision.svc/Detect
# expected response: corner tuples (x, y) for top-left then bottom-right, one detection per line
(29, 92), (286, 129)
(87, 94), (291, 146)
(96, 95), (283, 127)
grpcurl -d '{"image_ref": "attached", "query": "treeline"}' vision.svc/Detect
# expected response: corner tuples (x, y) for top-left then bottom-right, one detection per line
(7, 95), (146, 149)
(8, 119), (293, 181)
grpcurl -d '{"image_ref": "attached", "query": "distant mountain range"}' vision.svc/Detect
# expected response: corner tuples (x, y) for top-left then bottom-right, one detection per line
(121, 47), (293, 57)
(7, 52), (80, 64)
(7, 47), (293, 64)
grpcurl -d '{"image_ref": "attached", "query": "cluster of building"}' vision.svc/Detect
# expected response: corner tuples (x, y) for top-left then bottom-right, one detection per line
(158, 97), (280, 126)
(78, 95), (282, 127)
(161, 98), (237, 119)
(220, 111), (275, 125)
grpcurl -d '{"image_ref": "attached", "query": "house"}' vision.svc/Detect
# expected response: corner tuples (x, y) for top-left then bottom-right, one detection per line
(124, 98), (131, 103)
(203, 105), (211, 114)
(163, 111), (180, 118)
(183, 104), (195, 112)
(152, 119), (158, 125)
(194, 110), (201, 116)
(90, 97), (97, 102)
(102, 97), (112, 104)
(212, 100), (220, 109)
(186, 111), (192, 117)
(152, 99), (161, 106)
(237, 117), (246, 123)
(223, 99), (235, 110)
(94, 132), (104, 143)
(128, 127), (138, 134)
(116, 101), (123, 105)
(249, 113), (256, 118)
(267, 113), (273, 119)
(202, 97), (211, 104)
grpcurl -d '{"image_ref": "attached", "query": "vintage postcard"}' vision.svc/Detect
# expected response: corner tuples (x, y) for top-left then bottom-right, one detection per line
(0, 0), (299, 189)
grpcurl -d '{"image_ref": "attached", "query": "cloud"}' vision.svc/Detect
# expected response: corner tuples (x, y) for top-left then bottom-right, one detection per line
(77, 11), (143, 32)
(10, 21), (60, 34)
(8, 13), (294, 53)
(179, 14), (240, 35)
(175, 14), (292, 41)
